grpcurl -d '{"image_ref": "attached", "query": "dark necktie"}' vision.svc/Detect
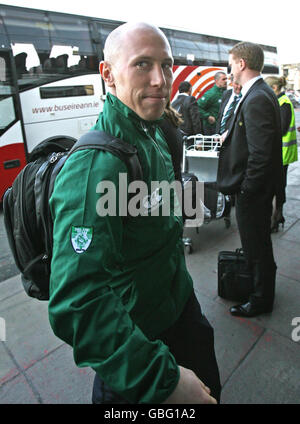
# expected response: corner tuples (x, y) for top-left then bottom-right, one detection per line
(220, 94), (242, 134)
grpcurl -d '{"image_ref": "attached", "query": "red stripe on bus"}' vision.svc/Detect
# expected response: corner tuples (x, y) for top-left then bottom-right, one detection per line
(195, 82), (215, 99)
(193, 76), (215, 98)
(189, 67), (221, 87)
(0, 143), (27, 201)
(171, 66), (224, 101)
(171, 66), (197, 101)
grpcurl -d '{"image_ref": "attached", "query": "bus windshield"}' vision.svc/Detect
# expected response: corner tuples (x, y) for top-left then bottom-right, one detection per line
(0, 52), (17, 134)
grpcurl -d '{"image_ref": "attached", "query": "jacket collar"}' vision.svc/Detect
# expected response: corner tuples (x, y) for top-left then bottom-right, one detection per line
(95, 93), (164, 145)
(105, 93), (163, 128)
(240, 75), (262, 99)
(225, 78), (264, 139)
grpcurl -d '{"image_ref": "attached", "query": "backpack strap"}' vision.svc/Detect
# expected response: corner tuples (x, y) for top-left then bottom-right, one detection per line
(68, 130), (143, 182)
(158, 119), (183, 182)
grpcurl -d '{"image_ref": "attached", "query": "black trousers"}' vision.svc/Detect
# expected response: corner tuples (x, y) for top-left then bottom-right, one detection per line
(275, 164), (288, 207)
(235, 190), (277, 306)
(92, 291), (221, 404)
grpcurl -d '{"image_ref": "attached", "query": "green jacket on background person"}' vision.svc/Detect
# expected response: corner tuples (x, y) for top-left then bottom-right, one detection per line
(48, 93), (193, 404)
(197, 84), (226, 129)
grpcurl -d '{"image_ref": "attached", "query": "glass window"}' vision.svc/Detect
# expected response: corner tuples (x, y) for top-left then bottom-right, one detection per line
(0, 7), (51, 51)
(0, 52), (17, 133)
(47, 12), (94, 56)
(96, 21), (122, 49)
(165, 29), (223, 64)
(0, 14), (9, 47)
(2, 7), (99, 91)
(40, 84), (94, 99)
(0, 95), (16, 131)
(0, 56), (5, 82)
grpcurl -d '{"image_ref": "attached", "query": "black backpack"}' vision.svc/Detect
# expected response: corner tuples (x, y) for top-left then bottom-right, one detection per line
(3, 124), (183, 301)
(3, 130), (143, 300)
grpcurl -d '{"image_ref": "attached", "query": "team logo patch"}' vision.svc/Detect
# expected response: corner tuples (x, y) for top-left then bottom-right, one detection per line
(71, 226), (93, 254)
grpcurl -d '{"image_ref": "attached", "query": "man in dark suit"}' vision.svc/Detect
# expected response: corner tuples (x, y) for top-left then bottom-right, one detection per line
(217, 41), (284, 317)
(171, 81), (202, 137)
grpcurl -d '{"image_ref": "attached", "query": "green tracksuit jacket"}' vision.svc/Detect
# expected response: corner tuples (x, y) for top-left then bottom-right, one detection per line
(48, 93), (193, 403)
(197, 84), (225, 128)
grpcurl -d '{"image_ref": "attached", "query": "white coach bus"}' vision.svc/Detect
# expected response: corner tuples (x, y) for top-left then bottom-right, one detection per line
(0, 4), (279, 200)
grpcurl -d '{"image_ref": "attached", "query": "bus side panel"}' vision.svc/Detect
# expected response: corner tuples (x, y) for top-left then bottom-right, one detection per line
(24, 116), (99, 154)
(20, 75), (104, 153)
(0, 123), (27, 200)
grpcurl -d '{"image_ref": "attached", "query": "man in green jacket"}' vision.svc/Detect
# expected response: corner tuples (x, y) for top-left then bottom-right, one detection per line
(197, 71), (227, 135)
(48, 22), (221, 404)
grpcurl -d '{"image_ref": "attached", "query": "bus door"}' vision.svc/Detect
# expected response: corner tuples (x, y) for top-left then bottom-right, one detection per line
(0, 49), (27, 200)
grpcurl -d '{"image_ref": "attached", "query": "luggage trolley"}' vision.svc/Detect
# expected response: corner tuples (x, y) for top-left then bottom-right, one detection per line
(182, 134), (231, 253)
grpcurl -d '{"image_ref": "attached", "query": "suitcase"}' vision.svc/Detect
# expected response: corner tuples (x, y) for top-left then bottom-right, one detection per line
(218, 248), (254, 302)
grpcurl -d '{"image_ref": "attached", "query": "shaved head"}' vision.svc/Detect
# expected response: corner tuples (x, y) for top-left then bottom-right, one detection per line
(100, 21), (173, 121)
(103, 22), (170, 65)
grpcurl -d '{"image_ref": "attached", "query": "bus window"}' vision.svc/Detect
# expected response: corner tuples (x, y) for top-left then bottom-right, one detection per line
(96, 21), (122, 47)
(11, 43), (40, 77)
(40, 84), (94, 99)
(0, 56), (5, 81)
(49, 45), (95, 74)
(0, 91), (16, 132)
(9, 41), (98, 90)
(0, 49), (27, 202)
(4, 9), (99, 91)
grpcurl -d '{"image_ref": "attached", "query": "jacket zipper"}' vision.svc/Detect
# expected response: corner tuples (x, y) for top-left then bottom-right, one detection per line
(140, 122), (168, 178)
(141, 122), (181, 221)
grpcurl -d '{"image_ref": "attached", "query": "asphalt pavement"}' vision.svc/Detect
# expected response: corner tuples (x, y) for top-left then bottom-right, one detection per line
(0, 110), (300, 404)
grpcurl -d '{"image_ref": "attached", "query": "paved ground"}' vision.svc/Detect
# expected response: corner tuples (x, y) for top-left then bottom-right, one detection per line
(0, 110), (300, 404)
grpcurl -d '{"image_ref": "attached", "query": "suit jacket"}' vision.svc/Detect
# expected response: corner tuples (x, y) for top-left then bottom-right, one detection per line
(217, 78), (284, 196)
(215, 89), (233, 134)
(171, 94), (202, 135)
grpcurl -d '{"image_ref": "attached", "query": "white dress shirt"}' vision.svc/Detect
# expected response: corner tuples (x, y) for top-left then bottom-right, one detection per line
(222, 75), (262, 121)
(222, 89), (237, 117)
(240, 75), (262, 99)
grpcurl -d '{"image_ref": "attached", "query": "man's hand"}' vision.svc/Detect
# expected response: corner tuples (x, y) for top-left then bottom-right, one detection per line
(162, 366), (217, 404)
(208, 116), (216, 125)
(220, 130), (228, 144)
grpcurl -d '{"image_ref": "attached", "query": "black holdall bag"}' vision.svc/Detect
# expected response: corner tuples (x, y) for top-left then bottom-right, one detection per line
(3, 131), (143, 301)
(217, 248), (254, 302)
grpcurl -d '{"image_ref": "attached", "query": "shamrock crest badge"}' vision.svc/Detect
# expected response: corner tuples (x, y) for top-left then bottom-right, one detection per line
(71, 226), (93, 254)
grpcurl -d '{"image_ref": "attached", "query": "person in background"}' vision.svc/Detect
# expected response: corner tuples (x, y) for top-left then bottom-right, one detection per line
(265, 75), (298, 232)
(197, 71), (227, 135)
(171, 81), (202, 137)
(217, 41), (284, 318)
(216, 76), (242, 135)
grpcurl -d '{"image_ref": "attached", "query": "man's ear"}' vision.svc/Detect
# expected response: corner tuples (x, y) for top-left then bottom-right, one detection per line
(239, 58), (246, 71)
(99, 61), (115, 88)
